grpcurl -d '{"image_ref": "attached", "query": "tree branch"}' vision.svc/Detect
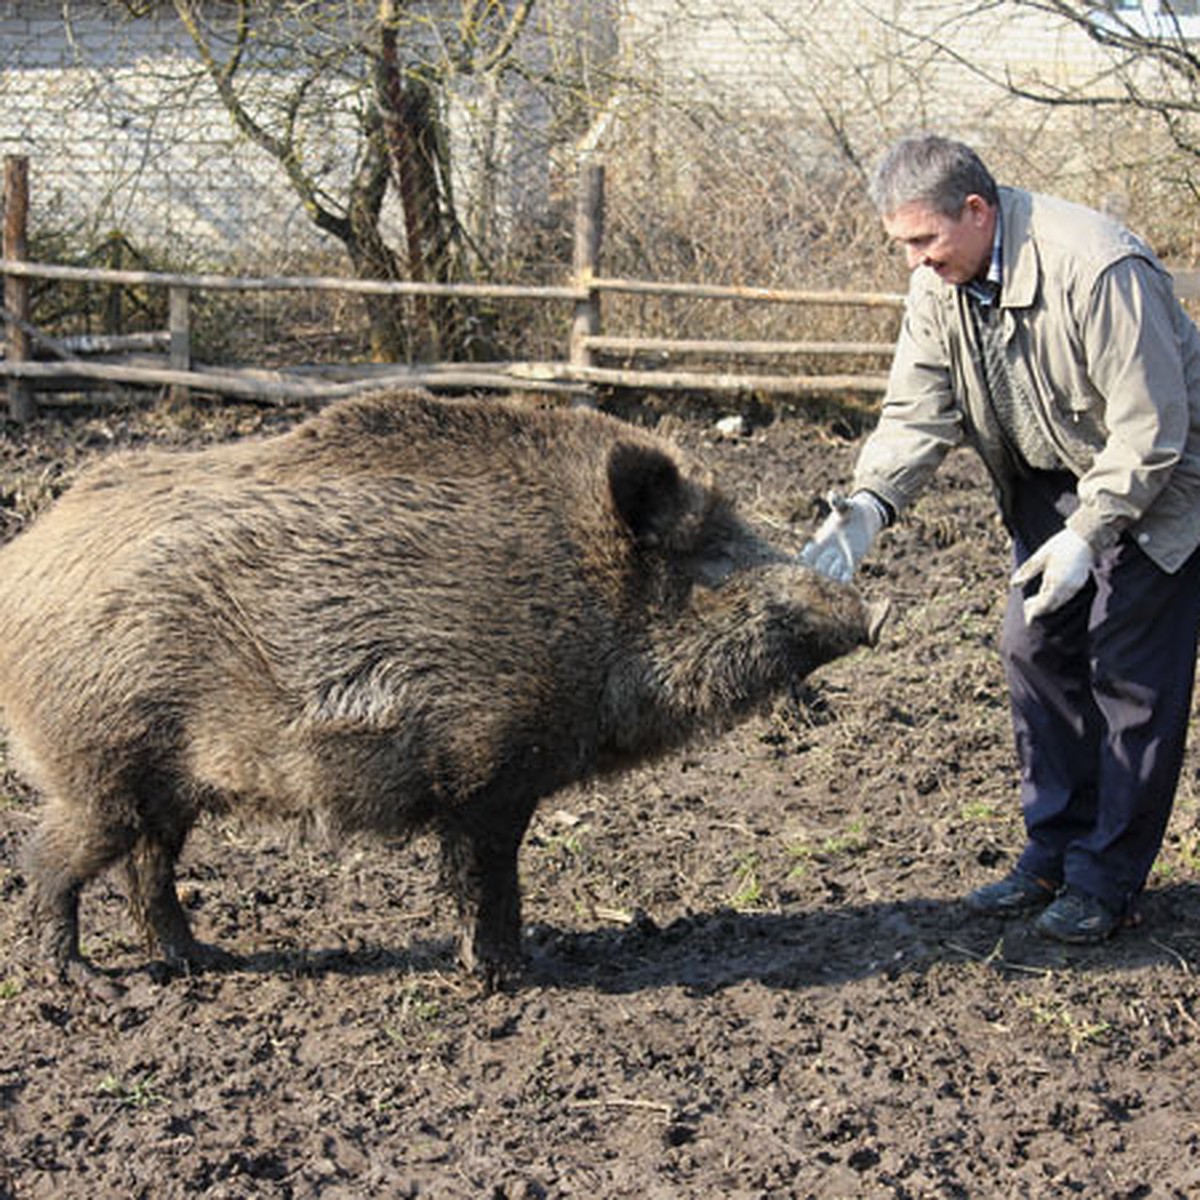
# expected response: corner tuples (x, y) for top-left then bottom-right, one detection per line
(171, 0), (351, 241)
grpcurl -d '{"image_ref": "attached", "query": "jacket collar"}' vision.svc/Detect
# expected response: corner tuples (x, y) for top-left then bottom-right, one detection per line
(997, 187), (1038, 308)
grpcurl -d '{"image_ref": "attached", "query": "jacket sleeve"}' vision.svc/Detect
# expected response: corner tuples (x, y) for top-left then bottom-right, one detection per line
(852, 279), (964, 516)
(1065, 256), (1188, 553)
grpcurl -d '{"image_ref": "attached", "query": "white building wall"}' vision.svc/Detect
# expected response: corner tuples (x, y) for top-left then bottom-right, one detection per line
(0, 5), (342, 260)
(0, 1), (1186, 260)
(0, 2), (549, 265)
(606, 0), (1191, 232)
(618, 0), (1108, 125)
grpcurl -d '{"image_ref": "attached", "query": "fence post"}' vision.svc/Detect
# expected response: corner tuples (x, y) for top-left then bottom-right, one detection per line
(570, 159), (604, 375)
(104, 234), (124, 336)
(4, 155), (34, 423)
(168, 285), (191, 407)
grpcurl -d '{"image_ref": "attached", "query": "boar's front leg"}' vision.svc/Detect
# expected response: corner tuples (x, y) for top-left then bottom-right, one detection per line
(436, 795), (537, 988)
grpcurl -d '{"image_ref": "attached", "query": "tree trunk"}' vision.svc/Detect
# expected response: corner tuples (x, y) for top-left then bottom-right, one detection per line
(346, 123), (412, 361)
(377, 9), (461, 359)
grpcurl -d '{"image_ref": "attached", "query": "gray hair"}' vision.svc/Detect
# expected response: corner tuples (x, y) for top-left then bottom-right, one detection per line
(868, 135), (999, 217)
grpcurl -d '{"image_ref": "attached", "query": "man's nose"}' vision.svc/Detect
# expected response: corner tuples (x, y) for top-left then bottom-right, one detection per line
(905, 245), (925, 270)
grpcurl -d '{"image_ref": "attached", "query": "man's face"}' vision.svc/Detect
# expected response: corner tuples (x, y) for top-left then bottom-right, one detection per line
(881, 195), (997, 285)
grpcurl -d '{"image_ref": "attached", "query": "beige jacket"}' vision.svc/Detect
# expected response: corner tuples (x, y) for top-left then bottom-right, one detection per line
(853, 186), (1200, 572)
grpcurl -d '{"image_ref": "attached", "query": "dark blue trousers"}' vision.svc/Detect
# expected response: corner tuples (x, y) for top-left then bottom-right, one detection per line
(1001, 470), (1200, 917)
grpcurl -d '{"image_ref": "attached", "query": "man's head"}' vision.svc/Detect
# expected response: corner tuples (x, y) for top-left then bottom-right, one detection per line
(869, 135), (999, 285)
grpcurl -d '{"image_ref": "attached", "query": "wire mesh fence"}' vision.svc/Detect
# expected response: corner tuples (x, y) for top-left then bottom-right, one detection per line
(4, 1), (1200, 386)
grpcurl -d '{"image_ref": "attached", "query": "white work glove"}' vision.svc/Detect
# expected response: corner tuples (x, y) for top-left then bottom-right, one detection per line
(1011, 527), (1094, 622)
(799, 491), (887, 582)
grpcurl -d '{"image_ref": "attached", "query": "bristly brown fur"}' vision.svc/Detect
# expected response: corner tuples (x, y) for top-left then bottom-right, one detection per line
(0, 388), (876, 986)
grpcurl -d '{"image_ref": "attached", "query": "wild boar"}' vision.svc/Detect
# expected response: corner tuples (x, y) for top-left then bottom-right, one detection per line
(0, 389), (883, 986)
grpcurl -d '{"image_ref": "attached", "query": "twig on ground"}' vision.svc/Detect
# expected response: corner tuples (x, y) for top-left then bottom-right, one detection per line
(569, 1097), (674, 1121)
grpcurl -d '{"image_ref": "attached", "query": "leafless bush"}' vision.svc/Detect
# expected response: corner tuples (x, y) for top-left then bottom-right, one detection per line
(596, 113), (903, 373)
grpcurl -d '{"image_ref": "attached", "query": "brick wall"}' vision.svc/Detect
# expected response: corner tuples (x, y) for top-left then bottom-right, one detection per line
(0, 2), (559, 266)
(0, 4), (339, 262)
(619, 0), (1107, 123)
(0, 1), (1182, 264)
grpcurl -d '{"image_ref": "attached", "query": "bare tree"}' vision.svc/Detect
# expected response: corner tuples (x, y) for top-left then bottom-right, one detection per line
(936, 2), (1200, 163)
(162, 0), (551, 358)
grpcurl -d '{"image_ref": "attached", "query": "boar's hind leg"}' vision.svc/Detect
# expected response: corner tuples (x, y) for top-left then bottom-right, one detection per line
(26, 797), (136, 979)
(124, 816), (235, 973)
(437, 798), (536, 986)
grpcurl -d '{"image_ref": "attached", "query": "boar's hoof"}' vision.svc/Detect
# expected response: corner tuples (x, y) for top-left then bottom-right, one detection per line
(481, 958), (526, 994)
(159, 939), (241, 978)
(458, 942), (525, 993)
(50, 957), (126, 1002)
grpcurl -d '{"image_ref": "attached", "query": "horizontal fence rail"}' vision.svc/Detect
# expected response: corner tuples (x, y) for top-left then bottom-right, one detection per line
(5, 153), (1200, 422)
(8, 252), (1199, 418)
(0, 153), (896, 418)
(581, 336), (897, 357)
(0, 258), (588, 301)
(0, 256), (906, 414)
(590, 277), (906, 307)
(0, 258), (905, 308)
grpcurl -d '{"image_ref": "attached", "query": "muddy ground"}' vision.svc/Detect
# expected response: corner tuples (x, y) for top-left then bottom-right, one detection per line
(1, 389), (1198, 1199)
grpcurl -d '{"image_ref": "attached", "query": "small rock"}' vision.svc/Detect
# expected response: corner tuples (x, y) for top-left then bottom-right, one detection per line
(715, 414), (749, 438)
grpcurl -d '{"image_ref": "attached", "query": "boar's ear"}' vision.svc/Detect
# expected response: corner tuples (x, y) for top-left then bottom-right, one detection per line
(608, 442), (690, 545)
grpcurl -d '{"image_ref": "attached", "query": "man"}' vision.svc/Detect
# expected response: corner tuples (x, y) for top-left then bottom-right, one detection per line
(802, 134), (1200, 943)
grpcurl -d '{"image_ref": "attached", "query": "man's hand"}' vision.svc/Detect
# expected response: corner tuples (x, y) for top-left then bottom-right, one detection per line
(1011, 527), (1094, 622)
(799, 492), (886, 582)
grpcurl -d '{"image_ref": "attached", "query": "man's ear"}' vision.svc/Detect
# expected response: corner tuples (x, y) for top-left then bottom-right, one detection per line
(963, 194), (992, 225)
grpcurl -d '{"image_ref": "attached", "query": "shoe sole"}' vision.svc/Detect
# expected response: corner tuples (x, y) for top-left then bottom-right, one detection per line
(965, 891), (1056, 917)
(1033, 905), (1138, 944)
(1033, 923), (1115, 944)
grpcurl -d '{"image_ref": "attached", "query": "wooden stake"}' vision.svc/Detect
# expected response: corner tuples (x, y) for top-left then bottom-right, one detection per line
(570, 161), (605, 370)
(3, 156), (33, 422)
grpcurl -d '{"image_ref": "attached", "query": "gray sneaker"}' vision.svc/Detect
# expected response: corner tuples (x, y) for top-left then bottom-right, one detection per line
(965, 869), (1058, 916)
(1033, 889), (1122, 944)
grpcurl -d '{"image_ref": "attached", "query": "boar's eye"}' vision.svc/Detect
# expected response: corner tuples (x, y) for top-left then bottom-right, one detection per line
(692, 554), (736, 587)
(607, 442), (686, 544)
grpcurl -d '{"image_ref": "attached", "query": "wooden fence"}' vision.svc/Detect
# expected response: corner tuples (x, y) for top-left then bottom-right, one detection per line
(11, 153), (1200, 425)
(9, 154), (1200, 424)
(0, 155), (908, 420)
